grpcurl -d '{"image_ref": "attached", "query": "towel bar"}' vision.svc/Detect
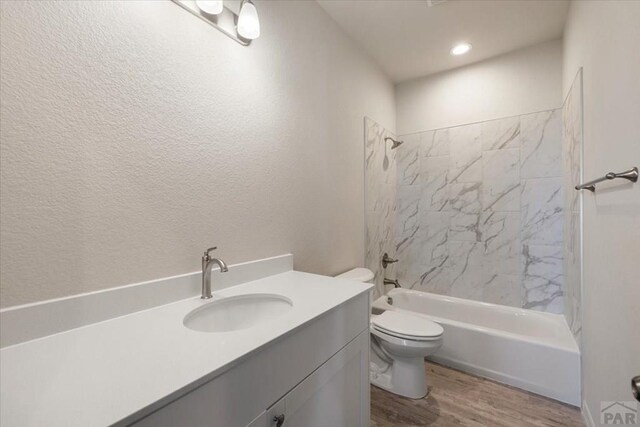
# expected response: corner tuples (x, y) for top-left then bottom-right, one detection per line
(575, 167), (638, 192)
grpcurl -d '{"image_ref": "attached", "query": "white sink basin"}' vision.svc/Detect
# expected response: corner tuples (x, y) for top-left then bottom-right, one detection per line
(184, 294), (293, 333)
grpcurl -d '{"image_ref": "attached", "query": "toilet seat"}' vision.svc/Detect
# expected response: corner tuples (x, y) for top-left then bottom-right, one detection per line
(371, 311), (443, 341)
(372, 325), (442, 342)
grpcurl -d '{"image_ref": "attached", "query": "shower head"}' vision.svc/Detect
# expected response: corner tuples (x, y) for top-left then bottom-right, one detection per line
(384, 136), (404, 150)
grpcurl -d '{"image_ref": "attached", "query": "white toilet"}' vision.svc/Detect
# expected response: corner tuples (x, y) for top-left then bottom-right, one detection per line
(335, 268), (444, 399)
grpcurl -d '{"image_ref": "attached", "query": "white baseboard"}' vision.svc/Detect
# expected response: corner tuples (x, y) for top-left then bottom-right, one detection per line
(0, 254), (293, 348)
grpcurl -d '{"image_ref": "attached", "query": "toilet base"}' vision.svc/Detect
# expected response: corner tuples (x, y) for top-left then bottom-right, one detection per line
(370, 357), (428, 399)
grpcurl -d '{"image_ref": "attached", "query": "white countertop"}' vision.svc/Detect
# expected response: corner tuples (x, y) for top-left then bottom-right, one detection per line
(0, 271), (372, 426)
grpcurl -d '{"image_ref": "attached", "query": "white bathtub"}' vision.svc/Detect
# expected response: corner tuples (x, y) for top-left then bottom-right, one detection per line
(373, 288), (581, 406)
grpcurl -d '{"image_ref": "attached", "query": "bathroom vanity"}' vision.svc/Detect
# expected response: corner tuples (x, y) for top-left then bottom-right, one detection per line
(0, 255), (372, 426)
(134, 294), (370, 427)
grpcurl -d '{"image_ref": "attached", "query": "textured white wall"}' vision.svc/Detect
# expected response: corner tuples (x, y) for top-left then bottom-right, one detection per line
(0, 1), (395, 308)
(562, 1), (640, 422)
(396, 39), (563, 135)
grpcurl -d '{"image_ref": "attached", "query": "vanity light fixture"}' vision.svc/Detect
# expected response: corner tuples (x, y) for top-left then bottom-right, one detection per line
(450, 42), (472, 56)
(237, 0), (260, 40)
(195, 0), (223, 15)
(171, 0), (260, 46)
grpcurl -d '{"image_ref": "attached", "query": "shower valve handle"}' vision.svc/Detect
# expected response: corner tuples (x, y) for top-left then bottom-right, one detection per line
(382, 253), (398, 269)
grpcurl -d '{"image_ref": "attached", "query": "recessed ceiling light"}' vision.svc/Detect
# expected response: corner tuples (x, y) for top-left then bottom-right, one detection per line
(450, 43), (472, 56)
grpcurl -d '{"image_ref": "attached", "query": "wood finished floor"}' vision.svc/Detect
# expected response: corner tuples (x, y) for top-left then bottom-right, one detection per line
(371, 362), (584, 427)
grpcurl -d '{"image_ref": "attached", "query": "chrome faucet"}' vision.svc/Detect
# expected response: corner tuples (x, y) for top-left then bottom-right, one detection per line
(201, 247), (229, 299)
(384, 278), (401, 288)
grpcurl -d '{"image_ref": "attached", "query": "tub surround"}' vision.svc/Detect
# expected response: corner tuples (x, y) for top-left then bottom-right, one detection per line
(364, 117), (398, 299)
(394, 110), (565, 313)
(0, 255), (373, 426)
(562, 69), (583, 344)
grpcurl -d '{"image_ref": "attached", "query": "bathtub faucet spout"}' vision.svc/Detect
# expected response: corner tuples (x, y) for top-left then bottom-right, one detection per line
(384, 278), (401, 288)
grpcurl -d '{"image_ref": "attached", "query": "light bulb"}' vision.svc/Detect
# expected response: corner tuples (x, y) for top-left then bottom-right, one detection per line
(195, 0), (223, 15)
(450, 43), (472, 56)
(237, 0), (260, 40)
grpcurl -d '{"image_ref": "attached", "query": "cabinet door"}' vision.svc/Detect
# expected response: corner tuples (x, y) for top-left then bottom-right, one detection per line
(246, 411), (266, 427)
(264, 331), (369, 427)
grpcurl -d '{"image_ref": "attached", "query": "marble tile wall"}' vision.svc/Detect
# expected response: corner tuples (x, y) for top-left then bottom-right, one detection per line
(562, 70), (583, 343)
(394, 110), (565, 313)
(364, 117), (397, 299)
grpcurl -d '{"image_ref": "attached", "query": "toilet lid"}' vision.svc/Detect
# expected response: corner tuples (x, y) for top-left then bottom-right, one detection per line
(335, 268), (374, 283)
(372, 311), (443, 339)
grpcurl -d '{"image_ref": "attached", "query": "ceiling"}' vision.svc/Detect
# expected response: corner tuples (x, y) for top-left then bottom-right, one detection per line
(317, 0), (570, 83)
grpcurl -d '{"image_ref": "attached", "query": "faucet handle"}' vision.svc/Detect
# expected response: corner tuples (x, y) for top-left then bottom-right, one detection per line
(204, 247), (218, 258)
(382, 252), (399, 268)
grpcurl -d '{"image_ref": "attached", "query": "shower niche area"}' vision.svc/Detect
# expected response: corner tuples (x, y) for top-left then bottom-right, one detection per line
(365, 71), (584, 343)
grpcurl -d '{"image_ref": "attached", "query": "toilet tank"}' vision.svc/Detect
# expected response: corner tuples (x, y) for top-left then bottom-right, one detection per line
(335, 268), (374, 284)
